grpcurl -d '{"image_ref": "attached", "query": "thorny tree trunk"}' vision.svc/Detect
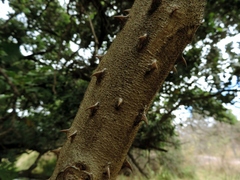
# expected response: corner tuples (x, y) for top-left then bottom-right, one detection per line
(50, 0), (206, 179)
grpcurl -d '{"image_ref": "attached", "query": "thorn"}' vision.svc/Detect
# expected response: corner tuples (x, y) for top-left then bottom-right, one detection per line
(68, 130), (77, 138)
(146, 59), (158, 75)
(176, 55), (187, 67)
(124, 9), (131, 13)
(107, 166), (110, 179)
(137, 33), (148, 51)
(134, 107), (148, 126)
(117, 98), (123, 107)
(150, 59), (158, 70)
(51, 147), (61, 157)
(86, 102), (100, 111)
(149, 59), (158, 70)
(142, 105), (148, 124)
(122, 159), (133, 172)
(180, 56), (187, 67)
(92, 68), (106, 78)
(91, 68), (106, 83)
(106, 162), (111, 180)
(96, 54), (104, 61)
(114, 15), (129, 23)
(68, 130), (77, 143)
(141, 112), (148, 125)
(115, 97), (123, 109)
(139, 33), (148, 42)
(60, 128), (70, 134)
(171, 66), (178, 73)
(148, 0), (162, 15)
(86, 102), (100, 116)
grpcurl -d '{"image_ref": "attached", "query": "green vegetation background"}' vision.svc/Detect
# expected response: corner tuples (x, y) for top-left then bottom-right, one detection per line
(0, 0), (239, 179)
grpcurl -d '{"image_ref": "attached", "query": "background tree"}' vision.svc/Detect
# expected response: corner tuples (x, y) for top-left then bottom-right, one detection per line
(0, 0), (239, 179)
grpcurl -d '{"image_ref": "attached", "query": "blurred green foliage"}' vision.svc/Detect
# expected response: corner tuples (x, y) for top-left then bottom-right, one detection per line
(0, 160), (17, 180)
(0, 0), (239, 178)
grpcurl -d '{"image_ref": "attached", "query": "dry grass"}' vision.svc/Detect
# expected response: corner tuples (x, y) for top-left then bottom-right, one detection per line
(118, 122), (240, 180)
(14, 122), (240, 180)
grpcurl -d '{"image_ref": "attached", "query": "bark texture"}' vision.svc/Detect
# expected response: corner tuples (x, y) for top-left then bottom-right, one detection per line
(50, 0), (206, 179)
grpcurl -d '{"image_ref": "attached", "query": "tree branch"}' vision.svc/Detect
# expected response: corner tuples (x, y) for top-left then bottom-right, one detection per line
(22, 45), (56, 61)
(0, 67), (20, 96)
(19, 152), (44, 178)
(88, 15), (99, 54)
(0, 127), (13, 138)
(128, 152), (149, 179)
(180, 88), (239, 104)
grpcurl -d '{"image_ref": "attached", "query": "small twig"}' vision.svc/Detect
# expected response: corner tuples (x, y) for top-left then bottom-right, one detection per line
(143, 150), (151, 170)
(0, 12), (20, 29)
(52, 71), (57, 95)
(149, 145), (168, 152)
(0, 128), (13, 138)
(0, 67), (20, 96)
(28, 152), (42, 172)
(128, 152), (149, 178)
(18, 152), (44, 178)
(88, 15), (99, 54)
(23, 47), (55, 58)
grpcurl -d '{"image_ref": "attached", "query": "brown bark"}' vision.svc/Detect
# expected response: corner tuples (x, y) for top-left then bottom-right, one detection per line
(50, 0), (206, 179)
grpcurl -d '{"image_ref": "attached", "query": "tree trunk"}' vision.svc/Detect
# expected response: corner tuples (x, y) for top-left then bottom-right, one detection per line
(50, 0), (205, 179)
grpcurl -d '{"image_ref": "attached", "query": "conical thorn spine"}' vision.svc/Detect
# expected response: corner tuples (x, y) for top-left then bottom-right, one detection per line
(122, 159), (133, 171)
(86, 102), (100, 111)
(107, 164), (111, 179)
(51, 147), (61, 157)
(114, 15), (129, 23)
(68, 130), (77, 138)
(149, 59), (158, 70)
(137, 33), (148, 51)
(117, 97), (123, 108)
(172, 66), (178, 73)
(60, 129), (70, 134)
(181, 56), (187, 67)
(124, 9), (131, 13)
(91, 68), (106, 79)
(96, 54), (104, 61)
(142, 113), (148, 124)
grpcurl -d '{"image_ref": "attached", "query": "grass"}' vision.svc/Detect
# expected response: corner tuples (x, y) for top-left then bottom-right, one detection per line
(4, 121), (240, 180)
(117, 142), (240, 180)
(117, 166), (240, 180)
(3, 147), (240, 180)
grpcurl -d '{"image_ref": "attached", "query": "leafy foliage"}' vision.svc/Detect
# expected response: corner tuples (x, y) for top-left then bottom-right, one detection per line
(0, 0), (239, 178)
(0, 160), (17, 180)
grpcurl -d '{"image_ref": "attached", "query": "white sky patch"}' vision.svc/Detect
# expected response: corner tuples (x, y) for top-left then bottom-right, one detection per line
(173, 106), (191, 123)
(217, 34), (240, 58)
(59, 0), (69, 8)
(0, 1), (13, 19)
(69, 41), (79, 52)
(224, 103), (240, 121)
